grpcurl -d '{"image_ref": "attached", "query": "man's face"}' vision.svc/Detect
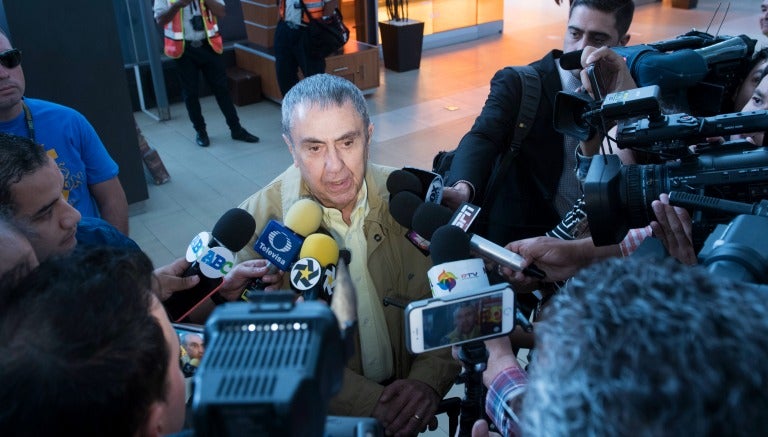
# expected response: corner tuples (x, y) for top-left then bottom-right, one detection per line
(10, 157), (81, 261)
(184, 334), (205, 360)
(564, 5), (629, 54)
(761, 1), (768, 37)
(284, 101), (372, 217)
(0, 227), (38, 280)
(150, 299), (186, 435)
(455, 307), (477, 335)
(0, 33), (25, 118)
(734, 59), (768, 112)
(735, 74), (768, 146)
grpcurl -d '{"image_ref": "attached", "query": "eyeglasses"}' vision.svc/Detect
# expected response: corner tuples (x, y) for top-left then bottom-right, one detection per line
(0, 49), (22, 69)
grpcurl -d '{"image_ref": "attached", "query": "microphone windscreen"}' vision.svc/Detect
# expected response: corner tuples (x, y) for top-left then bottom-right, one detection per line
(211, 208), (257, 251)
(560, 49), (583, 70)
(429, 225), (471, 265)
(389, 191), (423, 229)
(412, 202), (454, 240)
(299, 233), (339, 267)
(284, 198), (323, 237)
(386, 169), (422, 196)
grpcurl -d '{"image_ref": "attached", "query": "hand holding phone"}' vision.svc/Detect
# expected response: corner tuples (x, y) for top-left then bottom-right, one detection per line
(405, 283), (515, 354)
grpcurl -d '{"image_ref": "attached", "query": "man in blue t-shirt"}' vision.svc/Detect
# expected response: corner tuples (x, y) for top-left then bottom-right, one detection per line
(0, 30), (129, 235)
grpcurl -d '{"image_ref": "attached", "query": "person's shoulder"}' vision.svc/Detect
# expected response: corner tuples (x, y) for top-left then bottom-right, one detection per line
(76, 217), (140, 250)
(24, 97), (78, 115)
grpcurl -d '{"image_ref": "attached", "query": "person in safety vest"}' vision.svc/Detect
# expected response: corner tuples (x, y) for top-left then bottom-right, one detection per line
(275, 0), (337, 96)
(154, 0), (260, 147)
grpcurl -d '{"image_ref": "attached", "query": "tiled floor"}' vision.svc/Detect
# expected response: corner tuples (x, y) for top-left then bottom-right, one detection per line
(131, 0), (761, 434)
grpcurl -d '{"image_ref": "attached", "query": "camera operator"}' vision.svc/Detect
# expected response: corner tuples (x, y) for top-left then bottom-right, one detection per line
(498, 46), (696, 292)
(471, 257), (768, 437)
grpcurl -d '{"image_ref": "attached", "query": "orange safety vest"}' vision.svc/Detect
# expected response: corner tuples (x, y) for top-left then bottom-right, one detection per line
(163, 0), (223, 58)
(279, 0), (324, 23)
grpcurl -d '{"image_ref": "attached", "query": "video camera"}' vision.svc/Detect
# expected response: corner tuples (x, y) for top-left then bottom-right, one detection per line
(190, 287), (381, 437)
(561, 83), (768, 248)
(559, 31), (757, 114)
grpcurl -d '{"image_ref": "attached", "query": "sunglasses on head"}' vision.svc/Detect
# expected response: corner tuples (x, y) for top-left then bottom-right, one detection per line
(0, 49), (22, 69)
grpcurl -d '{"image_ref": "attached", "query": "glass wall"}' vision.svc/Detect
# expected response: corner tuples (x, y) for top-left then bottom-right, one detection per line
(377, 0), (503, 36)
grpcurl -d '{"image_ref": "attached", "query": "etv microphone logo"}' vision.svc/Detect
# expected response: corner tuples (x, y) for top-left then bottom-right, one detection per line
(436, 270), (458, 291)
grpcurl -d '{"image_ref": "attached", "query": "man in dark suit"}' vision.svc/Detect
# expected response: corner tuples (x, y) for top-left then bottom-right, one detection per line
(442, 0), (634, 246)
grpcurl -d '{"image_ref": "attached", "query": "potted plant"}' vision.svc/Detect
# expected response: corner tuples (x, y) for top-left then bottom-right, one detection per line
(378, 0), (425, 72)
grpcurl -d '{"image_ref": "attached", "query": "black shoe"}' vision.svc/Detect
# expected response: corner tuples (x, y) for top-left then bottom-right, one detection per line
(231, 128), (260, 143)
(196, 131), (210, 147)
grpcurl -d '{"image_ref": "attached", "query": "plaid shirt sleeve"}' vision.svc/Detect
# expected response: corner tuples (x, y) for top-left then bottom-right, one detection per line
(619, 226), (653, 257)
(486, 366), (528, 437)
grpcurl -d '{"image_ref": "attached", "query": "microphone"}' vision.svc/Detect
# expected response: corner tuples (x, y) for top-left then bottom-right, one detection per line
(427, 224), (490, 297)
(413, 203), (545, 279)
(164, 208), (257, 322)
(253, 198), (323, 271)
(290, 233), (340, 303)
(386, 169), (423, 197)
(389, 190), (432, 254)
(402, 167), (443, 204)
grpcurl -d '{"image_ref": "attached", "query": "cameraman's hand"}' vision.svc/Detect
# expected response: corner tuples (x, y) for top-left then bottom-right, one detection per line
(372, 379), (440, 437)
(441, 182), (472, 211)
(217, 260), (284, 301)
(579, 46), (637, 98)
(650, 193), (697, 266)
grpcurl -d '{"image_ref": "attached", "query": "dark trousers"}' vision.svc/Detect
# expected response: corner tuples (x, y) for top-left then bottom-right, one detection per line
(174, 42), (241, 133)
(274, 20), (326, 96)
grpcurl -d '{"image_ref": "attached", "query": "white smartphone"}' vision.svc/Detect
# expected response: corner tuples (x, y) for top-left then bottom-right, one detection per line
(405, 283), (516, 354)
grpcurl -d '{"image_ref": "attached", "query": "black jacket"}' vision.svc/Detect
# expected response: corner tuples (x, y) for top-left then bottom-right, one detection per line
(448, 50), (566, 245)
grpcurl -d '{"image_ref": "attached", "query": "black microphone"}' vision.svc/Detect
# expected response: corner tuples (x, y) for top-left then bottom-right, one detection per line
(389, 190), (432, 254)
(413, 202), (546, 279)
(402, 167), (443, 204)
(427, 224), (489, 297)
(163, 208), (256, 322)
(386, 169), (423, 197)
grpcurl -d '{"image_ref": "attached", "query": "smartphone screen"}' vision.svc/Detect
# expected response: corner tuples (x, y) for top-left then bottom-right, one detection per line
(406, 285), (515, 353)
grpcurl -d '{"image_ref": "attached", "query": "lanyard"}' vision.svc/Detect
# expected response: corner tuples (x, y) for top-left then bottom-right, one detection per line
(22, 101), (35, 142)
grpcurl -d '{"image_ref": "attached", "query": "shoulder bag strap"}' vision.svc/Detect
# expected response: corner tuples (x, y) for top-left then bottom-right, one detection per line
(482, 65), (542, 205)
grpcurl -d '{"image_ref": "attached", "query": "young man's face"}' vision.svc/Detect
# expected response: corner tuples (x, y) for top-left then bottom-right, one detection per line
(285, 101), (372, 219)
(563, 5), (629, 54)
(735, 74), (768, 146)
(760, 0), (768, 37)
(10, 157), (81, 261)
(733, 59), (768, 112)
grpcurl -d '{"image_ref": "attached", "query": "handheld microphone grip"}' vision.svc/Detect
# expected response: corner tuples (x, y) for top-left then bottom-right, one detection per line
(164, 208), (256, 322)
(468, 234), (546, 280)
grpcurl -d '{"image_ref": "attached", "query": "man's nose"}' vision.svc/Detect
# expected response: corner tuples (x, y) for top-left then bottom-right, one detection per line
(61, 202), (82, 229)
(324, 146), (344, 172)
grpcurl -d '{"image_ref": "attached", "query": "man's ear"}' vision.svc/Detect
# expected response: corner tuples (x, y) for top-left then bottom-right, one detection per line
(141, 401), (165, 437)
(283, 134), (299, 167)
(366, 123), (374, 147)
(619, 33), (630, 46)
